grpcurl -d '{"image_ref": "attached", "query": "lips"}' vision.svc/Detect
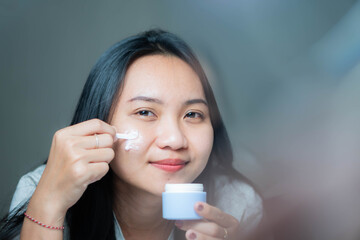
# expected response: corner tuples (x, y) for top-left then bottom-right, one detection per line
(150, 159), (188, 172)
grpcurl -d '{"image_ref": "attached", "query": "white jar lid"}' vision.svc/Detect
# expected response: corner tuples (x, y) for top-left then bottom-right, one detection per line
(165, 183), (204, 192)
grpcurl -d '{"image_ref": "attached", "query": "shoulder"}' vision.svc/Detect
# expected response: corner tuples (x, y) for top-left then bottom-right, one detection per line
(17, 165), (45, 186)
(214, 175), (263, 228)
(9, 165), (46, 212)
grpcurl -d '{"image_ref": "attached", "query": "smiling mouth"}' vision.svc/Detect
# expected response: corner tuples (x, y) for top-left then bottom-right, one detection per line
(149, 159), (188, 173)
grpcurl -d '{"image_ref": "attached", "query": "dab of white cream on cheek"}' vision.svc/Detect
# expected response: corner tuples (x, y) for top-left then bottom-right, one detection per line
(115, 130), (142, 151)
(124, 132), (143, 151)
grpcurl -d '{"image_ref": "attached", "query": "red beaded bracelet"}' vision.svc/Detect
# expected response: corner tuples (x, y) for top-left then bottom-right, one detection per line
(24, 212), (65, 230)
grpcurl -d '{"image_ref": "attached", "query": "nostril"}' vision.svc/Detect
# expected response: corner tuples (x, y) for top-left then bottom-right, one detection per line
(155, 122), (188, 150)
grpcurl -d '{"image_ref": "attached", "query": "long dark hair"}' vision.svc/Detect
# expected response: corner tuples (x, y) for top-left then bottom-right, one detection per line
(0, 29), (252, 240)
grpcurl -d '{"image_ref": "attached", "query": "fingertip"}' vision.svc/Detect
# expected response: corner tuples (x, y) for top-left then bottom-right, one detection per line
(185, 230), (197, 240)
(111, 126), (117, 141)
(195, 202), (205, 212)
(175, 220), (183, 228)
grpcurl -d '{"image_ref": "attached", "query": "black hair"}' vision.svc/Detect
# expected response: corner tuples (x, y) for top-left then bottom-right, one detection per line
(0, 29), (254, 240)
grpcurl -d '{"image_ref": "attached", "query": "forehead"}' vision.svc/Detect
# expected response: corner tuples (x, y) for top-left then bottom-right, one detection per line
(120, 55), (205, 101)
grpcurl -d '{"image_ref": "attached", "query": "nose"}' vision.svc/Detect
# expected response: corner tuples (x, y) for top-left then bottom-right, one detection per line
(155, 118), (188, 150)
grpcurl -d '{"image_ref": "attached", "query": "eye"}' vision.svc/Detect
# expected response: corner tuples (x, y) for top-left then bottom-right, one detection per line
(185, 111), (204, 120)
(136, 110), (155, 117)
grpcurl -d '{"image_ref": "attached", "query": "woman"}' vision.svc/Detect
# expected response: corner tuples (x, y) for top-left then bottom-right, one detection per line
(1, 29), (263, 240)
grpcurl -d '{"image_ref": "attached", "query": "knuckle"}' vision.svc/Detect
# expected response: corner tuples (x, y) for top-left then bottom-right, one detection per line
(216, 213), (225, 223)
(65, 138), (77, 148)
(104, 134), (114, 146)
(104, 148), (115, 161)
(71, 151), (85, 162)
(71, 163), (87, 179)
(92, 119), (104, 130)
(228, 216), (239, 226)
(54, 129), (64, 141)
(93, 163), (109, 181)
(209, 224), (221, 237)
(100, 163), (110, 173)
(109, 149), (115, 159)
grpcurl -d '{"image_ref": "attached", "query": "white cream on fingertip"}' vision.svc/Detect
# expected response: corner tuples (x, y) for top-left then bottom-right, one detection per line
(115, 130), (142, 151)
(116, 130), (139, 140)
(124, 131), (143, 151)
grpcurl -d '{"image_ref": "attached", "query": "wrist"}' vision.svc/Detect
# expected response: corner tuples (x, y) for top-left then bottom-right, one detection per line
(24, 212), (65, 230)
(27, 192), (67, 227)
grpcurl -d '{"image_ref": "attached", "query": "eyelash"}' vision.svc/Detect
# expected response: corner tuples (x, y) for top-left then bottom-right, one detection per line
(134, 110), (204, 120)
(184, 111), (204, 120)
(136, 110), (155, 117)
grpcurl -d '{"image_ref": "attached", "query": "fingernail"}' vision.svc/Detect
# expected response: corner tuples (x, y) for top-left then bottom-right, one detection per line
(189, 232), (197, 240)
(197, 203), (204, 211)
(175, 220), (183, 228)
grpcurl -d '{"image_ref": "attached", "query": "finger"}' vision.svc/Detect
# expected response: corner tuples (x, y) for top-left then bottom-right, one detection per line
(87, 162), (110, 184)
(85, 148), (115, 163)
(63, 119), (116, 138)
(185, 229), (221, 240)
(176, 220), (226, 239)
(77, 134), (115, 149)
(194, 202), (238, 228)
(175, 220), (200, 231)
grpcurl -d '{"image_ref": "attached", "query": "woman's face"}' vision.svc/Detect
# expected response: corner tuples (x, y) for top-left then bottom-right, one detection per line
(110, 55), (214, 196)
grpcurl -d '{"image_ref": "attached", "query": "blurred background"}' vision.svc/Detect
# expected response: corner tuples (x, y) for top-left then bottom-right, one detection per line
(1, 0), (360, 239)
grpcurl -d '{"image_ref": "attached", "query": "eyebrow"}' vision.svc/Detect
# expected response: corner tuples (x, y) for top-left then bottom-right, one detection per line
(128, 96), (163, 104)
(184, 99), (208, 106)
(128, 96), (208, 106)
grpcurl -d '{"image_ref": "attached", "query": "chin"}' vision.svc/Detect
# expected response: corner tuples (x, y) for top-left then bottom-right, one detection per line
(144, 172), (201, 196)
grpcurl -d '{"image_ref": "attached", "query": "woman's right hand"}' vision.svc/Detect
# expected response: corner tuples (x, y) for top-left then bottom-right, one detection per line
(28, 119), (117, 219)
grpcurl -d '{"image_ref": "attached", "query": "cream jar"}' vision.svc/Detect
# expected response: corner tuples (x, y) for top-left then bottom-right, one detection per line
(162, 183), (206, 220)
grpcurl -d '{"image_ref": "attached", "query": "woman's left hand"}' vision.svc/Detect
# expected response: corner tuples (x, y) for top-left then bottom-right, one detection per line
(175, 202), (241, 240)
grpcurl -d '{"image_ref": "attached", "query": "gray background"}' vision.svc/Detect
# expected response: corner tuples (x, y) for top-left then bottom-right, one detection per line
(1, 2), (360, 236)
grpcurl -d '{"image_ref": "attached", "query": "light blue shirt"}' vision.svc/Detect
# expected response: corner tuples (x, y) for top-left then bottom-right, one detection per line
(10, 165), (262, 239)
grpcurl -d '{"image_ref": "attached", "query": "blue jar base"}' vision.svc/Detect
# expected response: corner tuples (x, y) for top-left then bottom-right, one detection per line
(162, 192), (206, 220)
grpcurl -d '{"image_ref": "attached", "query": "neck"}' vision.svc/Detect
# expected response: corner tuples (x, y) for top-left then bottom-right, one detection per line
(113, 175), (174, 239)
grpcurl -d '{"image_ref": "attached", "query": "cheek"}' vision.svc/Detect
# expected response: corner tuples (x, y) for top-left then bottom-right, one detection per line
(112, 122), (154, 152)
(110, 124), (155, 172)
(190, 126), (214, 164)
